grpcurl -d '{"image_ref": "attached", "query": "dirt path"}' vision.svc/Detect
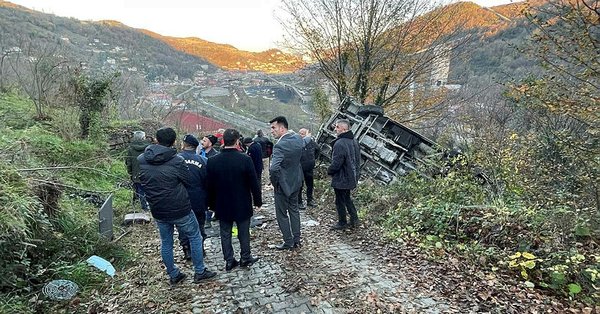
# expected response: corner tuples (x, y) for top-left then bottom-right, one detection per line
(80, 181), (460, 314)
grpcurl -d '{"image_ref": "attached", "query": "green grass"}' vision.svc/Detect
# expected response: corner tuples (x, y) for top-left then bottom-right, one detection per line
(0, 92), (134, 311)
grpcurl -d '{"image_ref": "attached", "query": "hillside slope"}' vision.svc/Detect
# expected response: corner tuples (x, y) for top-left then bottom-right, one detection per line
(0, 1), (214, 80)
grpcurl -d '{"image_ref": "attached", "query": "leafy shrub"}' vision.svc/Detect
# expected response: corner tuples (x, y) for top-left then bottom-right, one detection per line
(0, 93), (132, 310)
(371, 151), (598, 302)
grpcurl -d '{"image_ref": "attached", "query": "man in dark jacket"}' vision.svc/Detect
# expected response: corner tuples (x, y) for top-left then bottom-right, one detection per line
(243, 137), (264, 187)
(327, 119), (362, 230)
(198, 134), (219, 158)
(177, 134), (209, 261)
(126, 131), (150, 211)
(253, 129), (273, 159)
(298, 128), (319, 209)
(138, 127), (216, 285)
(206, 129), (262, 271)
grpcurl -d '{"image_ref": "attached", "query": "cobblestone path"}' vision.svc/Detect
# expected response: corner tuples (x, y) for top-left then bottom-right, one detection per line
(179, 187), (451, 313)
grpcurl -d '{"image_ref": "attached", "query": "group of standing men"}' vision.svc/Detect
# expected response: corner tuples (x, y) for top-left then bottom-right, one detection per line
(125, 115), (362, 285)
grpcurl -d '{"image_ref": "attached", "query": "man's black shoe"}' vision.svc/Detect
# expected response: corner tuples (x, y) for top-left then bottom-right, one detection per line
(307, 200), (316, 207)
(240, 256), (259, 267)
(193, 269), (217, 283)
(349, 219), (360, 228)
(225, 259), (239, 271)
(331, 222), (347, 230)
(169, 272), (187, 285)
(274, 243), (294, 250)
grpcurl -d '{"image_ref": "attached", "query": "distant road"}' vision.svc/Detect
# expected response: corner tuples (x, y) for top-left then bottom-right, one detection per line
(193, 96), (268, 134)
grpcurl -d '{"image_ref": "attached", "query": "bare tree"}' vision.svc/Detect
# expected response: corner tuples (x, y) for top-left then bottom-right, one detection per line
(113, 72), (148, 120)
(0, 42), (21, 92)
(510, 0), (599, 211)
(279, 0), (471, 118)
(7, 40), (69, 119)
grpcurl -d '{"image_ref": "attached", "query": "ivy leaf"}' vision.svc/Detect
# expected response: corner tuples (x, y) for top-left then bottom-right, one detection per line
(509, 252), (522, 259)
(567, 283), (582, 294)
(522, 252), (536, 260)
(525, 281), (535, 288)
(522, 260), (536, 269)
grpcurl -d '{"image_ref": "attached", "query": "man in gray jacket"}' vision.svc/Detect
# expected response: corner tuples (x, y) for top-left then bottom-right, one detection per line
(269, 116), (304, 249)
(327, 119), (362, 230)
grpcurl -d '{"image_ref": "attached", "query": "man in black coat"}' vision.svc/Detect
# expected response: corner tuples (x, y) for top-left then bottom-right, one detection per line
(327, 119), (362, 230)
(253, 129), (273, 159)
(206, 129), (262, 271)
(138, 127), (216, 285)
(298, 128), (319, 209)
(243, 137), (264, 187)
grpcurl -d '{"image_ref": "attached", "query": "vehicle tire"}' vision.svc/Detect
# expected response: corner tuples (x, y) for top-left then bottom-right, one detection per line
(356, 105), (384, 117)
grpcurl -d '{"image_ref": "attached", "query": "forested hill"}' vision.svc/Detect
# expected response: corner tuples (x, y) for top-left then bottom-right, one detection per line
(0, 1), (215, 80)
(141, 30), (305, 74)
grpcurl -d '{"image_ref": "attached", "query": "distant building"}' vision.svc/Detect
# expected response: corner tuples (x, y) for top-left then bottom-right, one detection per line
(430, 45), (451, 87)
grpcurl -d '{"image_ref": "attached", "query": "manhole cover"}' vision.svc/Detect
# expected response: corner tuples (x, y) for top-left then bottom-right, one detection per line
(42, 279), (79, 300)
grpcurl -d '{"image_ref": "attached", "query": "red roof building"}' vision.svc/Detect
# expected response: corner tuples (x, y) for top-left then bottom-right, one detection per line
(166, 111), (229, 134)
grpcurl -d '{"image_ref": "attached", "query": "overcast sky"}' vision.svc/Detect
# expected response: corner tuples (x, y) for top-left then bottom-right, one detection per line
(9, 0), (520, 52)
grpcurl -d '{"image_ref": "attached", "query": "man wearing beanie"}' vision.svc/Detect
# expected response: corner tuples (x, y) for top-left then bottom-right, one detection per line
(178, 134), (209, 260)
(138, 127), (216, 285)
(198, 134), (220, 228)
(198, 134), (219, 158)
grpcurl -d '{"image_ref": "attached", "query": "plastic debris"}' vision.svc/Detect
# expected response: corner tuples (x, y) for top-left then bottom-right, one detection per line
(301, 219), (320, 227)
(250, 216), (264, 228)
(43, 279), (79, 300)
(86, 255), (116, 277)
(123, 212), (151, 225)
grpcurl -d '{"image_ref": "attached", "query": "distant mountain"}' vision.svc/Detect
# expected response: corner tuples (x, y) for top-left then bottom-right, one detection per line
(0, 0), (215, 80)
(141, 30), (305, 74)
(0, 0), (304, 75)
(442, 1), (540, 85)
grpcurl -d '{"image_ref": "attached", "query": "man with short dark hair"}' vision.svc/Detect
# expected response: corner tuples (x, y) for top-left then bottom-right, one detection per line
(206, 129), (262, 271)
(138, 127), (216, 285)
(269, 116), (304, 249)
(328, 119), (362, 230)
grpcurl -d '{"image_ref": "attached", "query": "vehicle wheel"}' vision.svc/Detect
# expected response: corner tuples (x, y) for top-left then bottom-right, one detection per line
(356, 105), (384, 117)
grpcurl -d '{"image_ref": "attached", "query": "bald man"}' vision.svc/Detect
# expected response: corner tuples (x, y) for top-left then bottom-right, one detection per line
(298, 128), (319, 208)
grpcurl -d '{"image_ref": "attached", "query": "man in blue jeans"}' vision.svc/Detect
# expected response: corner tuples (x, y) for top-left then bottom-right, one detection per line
(138, 127), (216, 285)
